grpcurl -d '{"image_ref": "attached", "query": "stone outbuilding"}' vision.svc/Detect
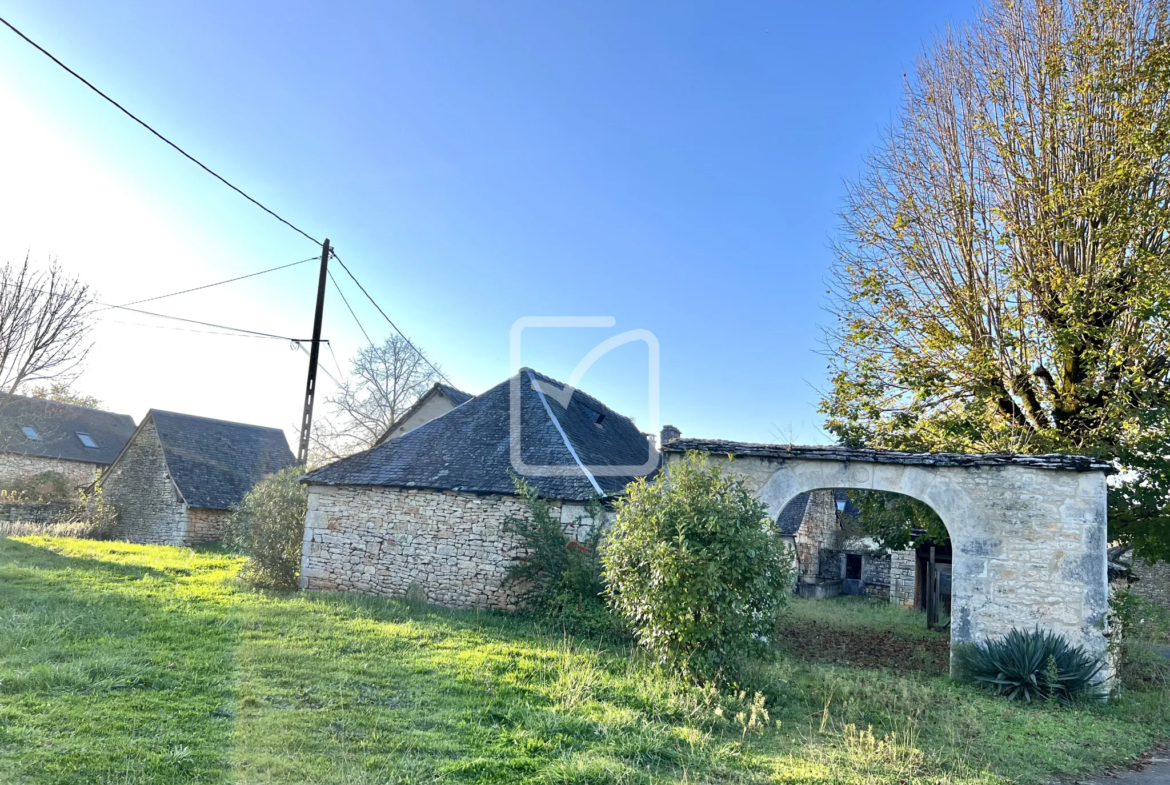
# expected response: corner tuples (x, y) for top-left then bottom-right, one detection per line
(299, 369), (656, 609)
(100, 410), (295, 545)
(374, 383), (473, 444)
(0, 394), (136, 490)
(776, 489), (926, 606)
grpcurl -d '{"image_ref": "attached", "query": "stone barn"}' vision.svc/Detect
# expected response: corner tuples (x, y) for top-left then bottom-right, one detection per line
(0, 394), (136, 490)
(101, 410), (295, 545)
(662, 439), (1115, 674)
(299, 369), (654, 609)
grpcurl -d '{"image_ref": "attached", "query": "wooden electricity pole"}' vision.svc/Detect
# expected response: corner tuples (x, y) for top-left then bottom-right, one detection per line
(297, 238), (330, 464)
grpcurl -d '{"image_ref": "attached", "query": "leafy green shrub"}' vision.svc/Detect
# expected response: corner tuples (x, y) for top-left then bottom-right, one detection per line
(226, 466), (307, 590)
(957, 627), (1105, 704)
(502, 476), (622, 638)
(602, 452), (795, 680)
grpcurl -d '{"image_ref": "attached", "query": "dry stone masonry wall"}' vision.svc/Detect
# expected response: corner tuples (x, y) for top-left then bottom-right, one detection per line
(300, 485), (610, 610)
(102, 419), (188, 545)
(0, 452), (101, 490)
(1132, 559), (1170, 609)
(186, 508), (229, 545)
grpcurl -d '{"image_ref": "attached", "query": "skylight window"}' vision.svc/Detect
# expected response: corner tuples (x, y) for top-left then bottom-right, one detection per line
(21, 426), (40, 441)
(76, 432), (97, 449)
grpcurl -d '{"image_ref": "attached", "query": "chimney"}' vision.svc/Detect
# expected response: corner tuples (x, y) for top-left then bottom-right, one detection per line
(660, 424), (681, 447)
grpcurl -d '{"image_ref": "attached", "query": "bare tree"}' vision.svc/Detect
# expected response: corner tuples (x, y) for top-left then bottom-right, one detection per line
(0, 256), (94, 406)
(319, 335), (441, 458)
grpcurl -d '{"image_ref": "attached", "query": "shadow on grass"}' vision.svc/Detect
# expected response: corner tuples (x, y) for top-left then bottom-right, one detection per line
(0, 537), (171, 582)
(0, 537), (240, 785)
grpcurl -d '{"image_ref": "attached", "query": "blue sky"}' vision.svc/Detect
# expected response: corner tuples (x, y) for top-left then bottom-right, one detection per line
(0, 1), (972, 444)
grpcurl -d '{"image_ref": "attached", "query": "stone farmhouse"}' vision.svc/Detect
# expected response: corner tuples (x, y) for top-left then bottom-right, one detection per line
(299, 368), (654, 609)
(0, 394), (136, 489)
(777, 489), (931, 608)
(100, 410), (295, 545)
(374, 383), (473, 444)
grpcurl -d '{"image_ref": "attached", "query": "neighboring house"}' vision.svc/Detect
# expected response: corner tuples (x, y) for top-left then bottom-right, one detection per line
(300, 368), (656, 610)
(373, 383), (474, 444)
(100, 410), (295, 545)
(0, 394), (136, 489)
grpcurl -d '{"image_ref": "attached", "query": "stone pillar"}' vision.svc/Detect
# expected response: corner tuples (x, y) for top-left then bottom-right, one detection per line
(890, 550), (917, 607)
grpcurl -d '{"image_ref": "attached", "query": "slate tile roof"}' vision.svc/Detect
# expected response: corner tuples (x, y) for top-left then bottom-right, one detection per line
(0, 394), (136, 465)
(304, 369), (657, 500)
(776, 492), (810, 536)
(663, 439), (1115, 473)
(776, 491), (859, 536)
(148, 410), (296, 510)
(438, 384), (473, 407)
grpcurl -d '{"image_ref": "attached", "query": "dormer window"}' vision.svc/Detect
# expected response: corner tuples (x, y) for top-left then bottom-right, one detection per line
(578, 403), (605, 425)
(76, 432), (97, 449)
(21, 426), (40, 441)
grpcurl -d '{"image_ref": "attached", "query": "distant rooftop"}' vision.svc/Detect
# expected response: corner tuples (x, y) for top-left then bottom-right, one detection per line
(0, 394), (135, 465)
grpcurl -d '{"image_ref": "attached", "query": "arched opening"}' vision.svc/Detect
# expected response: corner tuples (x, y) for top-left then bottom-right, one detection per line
(775, 488), (954, 671)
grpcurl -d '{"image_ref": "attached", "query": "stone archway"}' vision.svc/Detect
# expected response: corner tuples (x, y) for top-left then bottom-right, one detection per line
(661, 441), (1114, 674)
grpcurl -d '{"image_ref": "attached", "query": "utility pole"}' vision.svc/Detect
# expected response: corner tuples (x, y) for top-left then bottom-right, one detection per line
(297, 239), (330, 465)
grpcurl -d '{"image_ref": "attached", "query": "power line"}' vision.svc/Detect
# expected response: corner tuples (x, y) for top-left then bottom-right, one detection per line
(325, 341), (347, 381)
(111, 303), (323, 342)
(93, 256), (317, 313)
(99, 317), (320, 341)
(295, 341), (343, 387)
(0, 15), (457, 394)
(329, 249), (453, 386)
(0, 15), (322, 247)
(327, 268), (374, 348)
(0, 278), (319, 342)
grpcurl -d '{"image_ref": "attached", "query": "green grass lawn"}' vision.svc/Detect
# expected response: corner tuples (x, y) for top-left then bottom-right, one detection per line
(1, 536), (1168, 784)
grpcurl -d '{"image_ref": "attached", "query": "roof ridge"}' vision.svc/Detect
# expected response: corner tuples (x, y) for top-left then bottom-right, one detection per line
(149, 408), (286, 433)
(0, 391), (130, 418)
(520, 368), (641, 429)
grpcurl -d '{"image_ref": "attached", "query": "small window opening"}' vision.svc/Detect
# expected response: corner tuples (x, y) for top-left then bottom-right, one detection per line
(21, 426), (40, 441)
(76, 432), (98, 449)
(845, 554), (863, 581)
(578, 403), (606, 424)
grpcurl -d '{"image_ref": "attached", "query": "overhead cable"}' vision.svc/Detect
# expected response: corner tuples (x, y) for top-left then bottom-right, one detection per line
(93, 256), (317, 313)
(0, 15), (322, 246)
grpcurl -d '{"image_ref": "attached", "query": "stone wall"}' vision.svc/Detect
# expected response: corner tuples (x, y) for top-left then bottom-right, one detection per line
(889, 550), (917, 607)
(1131, 559), (1170, 609)
(300, 485), (611, 610)
(102, 419), (188, 545)
(186, 508), (229, 544)
(384, 395), (459, 441)
(794, 490), (839, 582)
(0, 452), (102, 490)
(668, 451), (1112, 674)
(0, 501), (76, 524)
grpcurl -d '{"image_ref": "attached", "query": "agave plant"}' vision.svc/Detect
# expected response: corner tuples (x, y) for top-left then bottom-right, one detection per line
(959, 627), (1105, 704)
